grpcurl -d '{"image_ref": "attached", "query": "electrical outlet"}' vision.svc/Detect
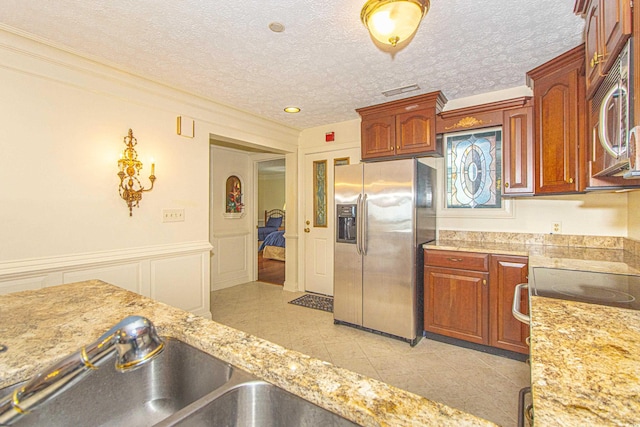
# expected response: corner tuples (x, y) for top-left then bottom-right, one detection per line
(551, 221), (562, 234)
(163, 209), (185, 223)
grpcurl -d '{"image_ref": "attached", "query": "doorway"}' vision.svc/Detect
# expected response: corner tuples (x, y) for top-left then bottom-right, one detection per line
(302, 147), (360, 295)
(257, 158), (286, 285)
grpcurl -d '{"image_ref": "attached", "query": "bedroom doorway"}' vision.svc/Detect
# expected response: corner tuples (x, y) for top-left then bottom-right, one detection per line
(257, 158), (286, 285)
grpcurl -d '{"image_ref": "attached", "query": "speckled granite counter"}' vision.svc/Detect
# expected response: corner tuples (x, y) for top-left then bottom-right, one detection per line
(530, 297), (640, 426)
(425, 232), (640, 275)
(0, 280), (495, 427)
(425, 231), (640, 426)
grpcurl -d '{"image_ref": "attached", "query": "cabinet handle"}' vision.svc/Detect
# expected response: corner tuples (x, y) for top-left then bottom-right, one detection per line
(505, 182), (510, 188)
(447, 257), (463, 262)
(590, 52), (604, 68)
(568, 177), (574, 184)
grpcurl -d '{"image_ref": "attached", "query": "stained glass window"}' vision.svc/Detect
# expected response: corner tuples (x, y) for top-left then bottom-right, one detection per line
(446, 128), (502, 209)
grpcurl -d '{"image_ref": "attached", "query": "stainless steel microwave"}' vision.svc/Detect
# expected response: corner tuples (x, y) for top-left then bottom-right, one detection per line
(591, 39), (636, 178)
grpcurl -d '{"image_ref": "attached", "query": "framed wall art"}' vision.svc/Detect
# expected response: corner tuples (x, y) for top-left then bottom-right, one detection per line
(224, 175), (245, 218)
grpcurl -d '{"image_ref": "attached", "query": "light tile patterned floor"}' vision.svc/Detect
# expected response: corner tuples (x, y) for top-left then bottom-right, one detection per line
(211, 282), (530, 427)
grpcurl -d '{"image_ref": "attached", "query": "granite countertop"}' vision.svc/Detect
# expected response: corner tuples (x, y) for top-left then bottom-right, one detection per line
(0, 280), (495, 427)
(426, 239), (640, 275)
(529, 297), (640, 426)
(425, 233), (640, 426)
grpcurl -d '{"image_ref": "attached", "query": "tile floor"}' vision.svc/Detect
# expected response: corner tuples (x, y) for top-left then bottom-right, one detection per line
(211, 282), (530, 427)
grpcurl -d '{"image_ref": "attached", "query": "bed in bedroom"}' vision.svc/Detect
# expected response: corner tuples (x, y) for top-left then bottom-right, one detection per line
(258, 209), (285, 261)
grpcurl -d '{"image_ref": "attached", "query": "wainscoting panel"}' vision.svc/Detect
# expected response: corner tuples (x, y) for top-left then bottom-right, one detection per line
(151, 253), (207, 315)
(211, 232), (251, 290)
(0, 241), (212, 319)
(0, 275), (49, 294)
(63, 262), (142, 294)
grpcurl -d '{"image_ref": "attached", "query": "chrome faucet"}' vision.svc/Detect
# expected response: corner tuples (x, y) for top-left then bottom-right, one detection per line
(0, 315), (164, 426)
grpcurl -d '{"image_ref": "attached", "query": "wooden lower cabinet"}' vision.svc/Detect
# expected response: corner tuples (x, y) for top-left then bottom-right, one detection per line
(424, 249), (530, 355)
(489, 255), (530, 354)
(424, 267), (489, 344)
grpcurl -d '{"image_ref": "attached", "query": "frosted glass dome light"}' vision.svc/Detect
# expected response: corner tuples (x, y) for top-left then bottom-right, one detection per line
(361, 0), (430, 47)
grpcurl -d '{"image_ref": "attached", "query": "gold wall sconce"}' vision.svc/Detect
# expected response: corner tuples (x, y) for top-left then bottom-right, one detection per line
(117, 129), (156, 216)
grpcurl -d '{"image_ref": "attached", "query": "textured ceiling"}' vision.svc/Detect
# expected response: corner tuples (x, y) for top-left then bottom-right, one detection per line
(0, 0), (585, 130)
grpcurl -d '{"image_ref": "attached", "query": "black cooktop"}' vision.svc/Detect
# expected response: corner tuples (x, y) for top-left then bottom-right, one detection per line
(531, 267), (640, 310)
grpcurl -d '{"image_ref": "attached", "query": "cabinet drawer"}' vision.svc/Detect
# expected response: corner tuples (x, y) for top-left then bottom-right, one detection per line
(424, 249), (489, 272)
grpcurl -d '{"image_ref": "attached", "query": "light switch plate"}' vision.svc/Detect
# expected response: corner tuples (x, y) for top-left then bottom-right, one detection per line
(163, 209), (185, 222)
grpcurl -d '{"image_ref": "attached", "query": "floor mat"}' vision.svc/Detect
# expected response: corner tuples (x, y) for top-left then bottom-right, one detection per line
(288, 294), (333, 313)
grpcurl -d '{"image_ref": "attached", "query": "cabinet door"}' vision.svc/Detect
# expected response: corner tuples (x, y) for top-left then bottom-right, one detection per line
(424, 266), (489, 345)
(584, 2), (602, 92)
(503, 106), (534, 195)
(361, 114), (395, 160)
(534, 66), (582, 194)
(489, 255), (529, 354)
(600, 0), (632, 71)
(395, 108), (437, 155)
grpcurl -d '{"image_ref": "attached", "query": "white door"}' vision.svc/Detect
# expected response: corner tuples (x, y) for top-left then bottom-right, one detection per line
(304, 148), (360, 295)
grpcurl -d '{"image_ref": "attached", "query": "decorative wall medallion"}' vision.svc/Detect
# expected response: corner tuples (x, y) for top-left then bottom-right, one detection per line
(444, 116), (492, 131)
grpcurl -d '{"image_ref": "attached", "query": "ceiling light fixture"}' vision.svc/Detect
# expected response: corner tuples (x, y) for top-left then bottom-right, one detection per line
(361, 0), (430, 48)
(284, 107), (300, 113)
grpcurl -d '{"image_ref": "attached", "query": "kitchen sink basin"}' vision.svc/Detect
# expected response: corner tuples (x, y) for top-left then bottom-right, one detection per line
(1, 338), (360, 427)
(1, 338), (234, 427)
(161, 380), (360, 427)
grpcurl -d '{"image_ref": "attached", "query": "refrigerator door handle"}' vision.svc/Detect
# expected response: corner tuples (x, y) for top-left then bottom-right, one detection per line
(362, 194), (368, 255)
(356, 194), (362, 255)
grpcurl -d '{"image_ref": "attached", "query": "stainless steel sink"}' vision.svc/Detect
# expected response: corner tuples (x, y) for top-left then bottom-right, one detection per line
(1, 338), (360, 426)
(160, 380), (360, 427)
(2, 338), (234, 426)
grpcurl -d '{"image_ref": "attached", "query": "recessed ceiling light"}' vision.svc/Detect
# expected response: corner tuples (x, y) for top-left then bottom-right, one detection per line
(269, 22), (285, 33)
(284, 107), (300, 113)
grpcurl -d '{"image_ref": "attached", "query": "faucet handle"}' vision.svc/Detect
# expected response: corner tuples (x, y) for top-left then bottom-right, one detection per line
(111, 316), (164, 372)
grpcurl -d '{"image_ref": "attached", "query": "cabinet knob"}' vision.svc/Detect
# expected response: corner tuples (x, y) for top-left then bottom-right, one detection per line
(396, 145), (400, 149)
(505, 182), (510, 188)
(482, 279), (487, 286)
(568, 177), (574, 184)
(304, 227), (310, 233)
(306, 220), (310, 225)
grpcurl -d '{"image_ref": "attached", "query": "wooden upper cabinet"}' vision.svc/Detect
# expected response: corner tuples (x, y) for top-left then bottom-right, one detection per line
(527, 45), (585, 194)
(435, 97), (534, 196)
(503, 103), (534, 195)
(357, 91), (447, 161)
(396, 108), (436, 155)
(360, 113), (395, 159)
(575, 0), (632, 96)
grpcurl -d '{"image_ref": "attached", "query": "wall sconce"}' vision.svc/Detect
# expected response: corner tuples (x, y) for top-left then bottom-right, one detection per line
(361, 0), (430, 48)
(117, 129), (156, 216)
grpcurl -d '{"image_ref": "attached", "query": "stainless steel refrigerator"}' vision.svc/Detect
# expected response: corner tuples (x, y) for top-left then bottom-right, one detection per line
(334, 158), (436, 345)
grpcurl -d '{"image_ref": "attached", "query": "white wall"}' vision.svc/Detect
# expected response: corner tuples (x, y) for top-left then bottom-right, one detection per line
(0, 28), (299, 314)
(629, 191), (640, 240)
(258, 173), (285, 224)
